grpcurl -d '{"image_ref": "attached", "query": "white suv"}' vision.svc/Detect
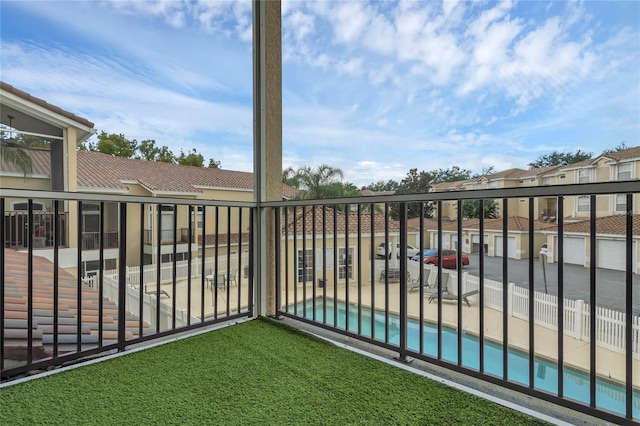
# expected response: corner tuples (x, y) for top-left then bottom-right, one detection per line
(376, 242), (420, 259)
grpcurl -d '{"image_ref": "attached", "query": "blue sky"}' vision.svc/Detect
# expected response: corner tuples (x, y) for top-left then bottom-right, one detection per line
(1, 1), (638, 187)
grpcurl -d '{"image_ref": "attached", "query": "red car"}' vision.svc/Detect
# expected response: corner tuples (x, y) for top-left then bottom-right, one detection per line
(423, 249), (469, 269)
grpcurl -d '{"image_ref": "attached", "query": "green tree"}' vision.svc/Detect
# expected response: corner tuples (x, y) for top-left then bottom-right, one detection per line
(462, 199), (499, 219)
(136, 139), (175, 163)
(602, 142), (629, 155)
(392, 168), (435, 219)
(528, 150), (592, 168)
(1, 121), (35, 177)
(208, 158), (221, 169)
(284, 164), (347, 200)
(361, 180), (399, 192)
(79, 131), (138, 158)
(176, 148), (205, 167)
(431, 166), (473, 183)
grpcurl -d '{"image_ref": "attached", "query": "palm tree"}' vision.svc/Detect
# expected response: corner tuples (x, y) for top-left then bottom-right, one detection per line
(294, 164), (345, 200)
(1, 116), (33, 177)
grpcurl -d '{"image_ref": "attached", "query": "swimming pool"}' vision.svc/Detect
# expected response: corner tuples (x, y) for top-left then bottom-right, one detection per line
(291, 298), (639, 419)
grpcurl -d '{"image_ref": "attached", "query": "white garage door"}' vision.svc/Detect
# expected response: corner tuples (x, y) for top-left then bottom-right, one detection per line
(597, 240), (637, 271)
(495, 236), (516, 258)
(555, 237), (585, 266)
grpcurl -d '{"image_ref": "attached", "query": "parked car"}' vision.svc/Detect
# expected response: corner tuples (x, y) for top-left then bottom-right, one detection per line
(423, 249), (470, 269)
(410, 249), (438, 262)
(376, 242), (420, 259)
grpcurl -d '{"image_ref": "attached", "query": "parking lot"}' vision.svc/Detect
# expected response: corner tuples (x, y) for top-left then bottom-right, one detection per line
(463, 253), (640, 314)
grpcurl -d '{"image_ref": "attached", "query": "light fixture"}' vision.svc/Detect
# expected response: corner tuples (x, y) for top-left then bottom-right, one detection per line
(4, 115), (18, 147)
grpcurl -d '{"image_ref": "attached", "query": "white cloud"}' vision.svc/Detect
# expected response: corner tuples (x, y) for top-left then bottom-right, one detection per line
(336, 57), (364, 76)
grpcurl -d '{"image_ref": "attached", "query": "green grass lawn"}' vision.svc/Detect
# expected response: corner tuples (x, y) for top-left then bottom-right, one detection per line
(0, 318), (550, 425)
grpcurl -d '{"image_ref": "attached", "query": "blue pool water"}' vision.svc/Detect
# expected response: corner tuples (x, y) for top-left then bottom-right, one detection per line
(291, 299), (639, 419)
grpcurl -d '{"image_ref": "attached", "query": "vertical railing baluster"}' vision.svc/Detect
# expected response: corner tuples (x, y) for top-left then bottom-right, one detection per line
(187, 205), (192, 325)
(139, 203), (145, 336)
(200, 206), (207, 322)
(248, 208), (255, 317)
(322, 206), (327, 324)
(155, 205), (161, 332)
(0, 197), (5, 370)
(345, 205), (349, 332)
(117, 202), (127, 351)
(479, 199), (485, 373)
(75, 200), (81, 355)
(557, 198), (564, 398)
(419, 203), (424, 355)
(357, 204), (362, 336)
(370, 204), (375, 339)
(214, 206), (220, 319)
(312, 206), (317, 322)
(172, 204), (178, 328)
(292, 206), (297, 315)
(275, 207), (281, 316)
(333, 206), (338, 328)
(457, 200), (462, 366)
(384, 203), (390, 343)
(237, 207), (243, 315)
(437, 201), (443, 360)
(528, 197), (535, 388)
(625, 193), (633, 420)
(98, 201), (105, 346)
(502, 198), (509, 380)
(302, 206), (307, 318)
(226, 206), (231, 316)
(284, 206), (289, 314)
(589, 194), (597, 408)
(399, 202), (409, 361)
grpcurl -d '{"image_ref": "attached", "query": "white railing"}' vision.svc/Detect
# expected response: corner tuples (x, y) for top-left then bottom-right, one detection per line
(458, 269), (640, 358)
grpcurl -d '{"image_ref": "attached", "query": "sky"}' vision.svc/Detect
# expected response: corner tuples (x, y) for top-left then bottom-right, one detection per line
(1, 0), (639, 188)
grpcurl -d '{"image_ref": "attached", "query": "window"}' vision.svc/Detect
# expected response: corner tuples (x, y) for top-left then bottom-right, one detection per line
(297, 249), (313, 283)
(543, 177), (552, 186)
(338, 248), (354, 280)
(578, 169), (590, 183)
(192, 206), (204, 229)
(161, 252), (188, 263)
(617, 163), (632, 180)
(81, 258), (117, 276)
(487, 181), (497, 189)
(615, 194), (626, 212)
(577, 196), (590, 212)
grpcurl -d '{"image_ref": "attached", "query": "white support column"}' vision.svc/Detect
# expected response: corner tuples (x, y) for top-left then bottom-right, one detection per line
(253, 0), (282, 317)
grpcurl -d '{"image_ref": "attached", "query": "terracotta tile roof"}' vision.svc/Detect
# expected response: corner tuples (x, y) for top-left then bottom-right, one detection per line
(599, 146), (640, 162)
(409, 216), (556, 232)
(518, 165), (563, 178)
(198, 232), (250, 246)
(2, 249), (149, 366)
(485, 168), (527, 181)
(282, 206), (400, 235)
(1, 81), (95, 129)
(0, 150), (297, 197)
(550, 215), (640, 236)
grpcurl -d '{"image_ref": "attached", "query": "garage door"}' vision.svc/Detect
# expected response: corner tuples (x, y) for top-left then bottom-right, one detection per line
(555, 237), (585, 266)
(471, 235), (489, 254)
(597, 240), (637, 271)
(495, 236), (516, 258)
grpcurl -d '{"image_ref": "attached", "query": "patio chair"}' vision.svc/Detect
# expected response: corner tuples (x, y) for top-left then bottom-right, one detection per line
(408, 269), (431, 292)
(228, 269), (238, 286)
(424, 270), (450, 298)
(428, 289), (479, 307)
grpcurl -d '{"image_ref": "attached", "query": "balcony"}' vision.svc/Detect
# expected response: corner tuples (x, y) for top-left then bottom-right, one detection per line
(3, 211), (68, 249)
(143, 228), (194, 246)
(1, 181), (639, 424)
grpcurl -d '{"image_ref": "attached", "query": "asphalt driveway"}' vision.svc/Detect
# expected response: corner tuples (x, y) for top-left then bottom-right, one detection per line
(463, 253), (640, 314)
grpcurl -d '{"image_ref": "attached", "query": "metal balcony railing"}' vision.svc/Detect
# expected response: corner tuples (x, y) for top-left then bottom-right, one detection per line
(1, 190), (254, 384)
(3, 211), (67, 249)
(1, 181), (639, 424)
(269, 181), (639, 424)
